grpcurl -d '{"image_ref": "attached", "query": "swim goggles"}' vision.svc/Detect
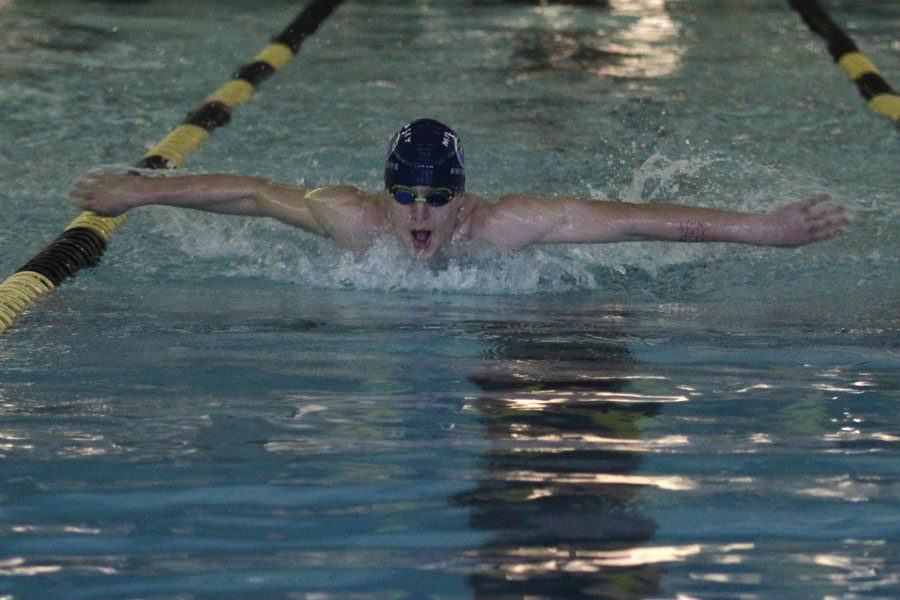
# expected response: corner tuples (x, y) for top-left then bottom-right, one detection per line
(389, 185), (455, 207)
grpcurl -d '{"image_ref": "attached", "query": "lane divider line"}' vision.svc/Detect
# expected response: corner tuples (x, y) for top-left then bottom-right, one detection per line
(788, 0), (899, 121)
(0, 0), (346, 335)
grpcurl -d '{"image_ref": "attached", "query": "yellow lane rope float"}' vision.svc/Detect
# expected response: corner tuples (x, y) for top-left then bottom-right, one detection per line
(788, 0), (899, 121)
(0, 0), (346, 335)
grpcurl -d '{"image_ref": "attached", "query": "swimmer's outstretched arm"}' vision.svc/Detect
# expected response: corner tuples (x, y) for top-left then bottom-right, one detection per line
(475, 193), (847, 249)
(70, 171), (315, 223)
(71, 171), (385, 249)
(71, 170), (386, 245)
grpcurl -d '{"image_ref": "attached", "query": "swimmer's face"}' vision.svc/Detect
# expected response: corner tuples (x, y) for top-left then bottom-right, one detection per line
(386, 186), (462, 260)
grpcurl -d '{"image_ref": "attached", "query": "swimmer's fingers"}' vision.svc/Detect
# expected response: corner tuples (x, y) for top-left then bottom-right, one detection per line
(792, 198), (846, 242)
(71, 196), (91, 212)
(769, 194), (847, 246)
(806, 205), (849, 241)
(804, 196), (845, 218)
(799, 193), (841, 216)
(68, 171), (130, 216)
(69, 170), (112, 197)
(797, 192), (832, 211)
(69, 175), (98, 202)
(805, 202), (846, 223)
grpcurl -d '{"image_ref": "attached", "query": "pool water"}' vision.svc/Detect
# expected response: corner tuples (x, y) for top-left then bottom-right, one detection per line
(1, 1), (897, 598)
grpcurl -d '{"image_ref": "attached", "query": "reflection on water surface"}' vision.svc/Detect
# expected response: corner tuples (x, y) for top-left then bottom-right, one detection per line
(456, 315), (678, 598)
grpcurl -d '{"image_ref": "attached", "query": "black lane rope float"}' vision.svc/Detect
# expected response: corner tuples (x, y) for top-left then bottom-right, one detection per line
(788, 0), (899, 122)
(0, 0), (346, 334)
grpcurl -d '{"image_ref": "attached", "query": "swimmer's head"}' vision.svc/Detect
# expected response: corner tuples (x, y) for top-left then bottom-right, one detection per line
(384, 118), (465, 195)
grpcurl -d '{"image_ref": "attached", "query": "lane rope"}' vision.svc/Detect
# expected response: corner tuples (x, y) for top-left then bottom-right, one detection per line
(0, 0), (346, 334)
(788, 0), (900, 121)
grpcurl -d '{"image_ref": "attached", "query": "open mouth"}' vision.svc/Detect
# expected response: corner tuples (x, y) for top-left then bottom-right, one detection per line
(410, 229), (432, 250)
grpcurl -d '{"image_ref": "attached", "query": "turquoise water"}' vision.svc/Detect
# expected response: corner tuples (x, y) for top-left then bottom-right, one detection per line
(1, 1), (898, 598)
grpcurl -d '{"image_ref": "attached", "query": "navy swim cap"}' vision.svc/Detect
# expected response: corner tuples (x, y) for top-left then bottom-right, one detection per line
(384, 118), (465, 193)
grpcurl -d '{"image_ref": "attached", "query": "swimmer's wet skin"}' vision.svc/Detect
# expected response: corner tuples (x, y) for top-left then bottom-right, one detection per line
(70, 118), (848, 261)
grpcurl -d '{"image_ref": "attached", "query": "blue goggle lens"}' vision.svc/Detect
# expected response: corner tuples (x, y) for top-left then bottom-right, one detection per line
(390, 186), (453, 207)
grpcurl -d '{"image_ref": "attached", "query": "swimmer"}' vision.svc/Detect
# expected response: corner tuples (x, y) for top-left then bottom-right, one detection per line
(71, 118), (847, 260)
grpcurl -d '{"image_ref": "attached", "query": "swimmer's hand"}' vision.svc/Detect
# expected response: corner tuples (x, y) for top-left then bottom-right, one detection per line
(69, 171), (136, 217)
(762, 194), (847, 246)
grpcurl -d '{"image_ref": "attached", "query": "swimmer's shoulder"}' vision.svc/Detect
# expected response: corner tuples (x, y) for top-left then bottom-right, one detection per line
(301, 185), (381, 214)
(305, 185), (384, 208)
(453, 193), (493, 243)
(460, 192), (551, 248)
(458, 192), (522, 225)
(303, 185), (389, 246)
(304, 184), (369, 202)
